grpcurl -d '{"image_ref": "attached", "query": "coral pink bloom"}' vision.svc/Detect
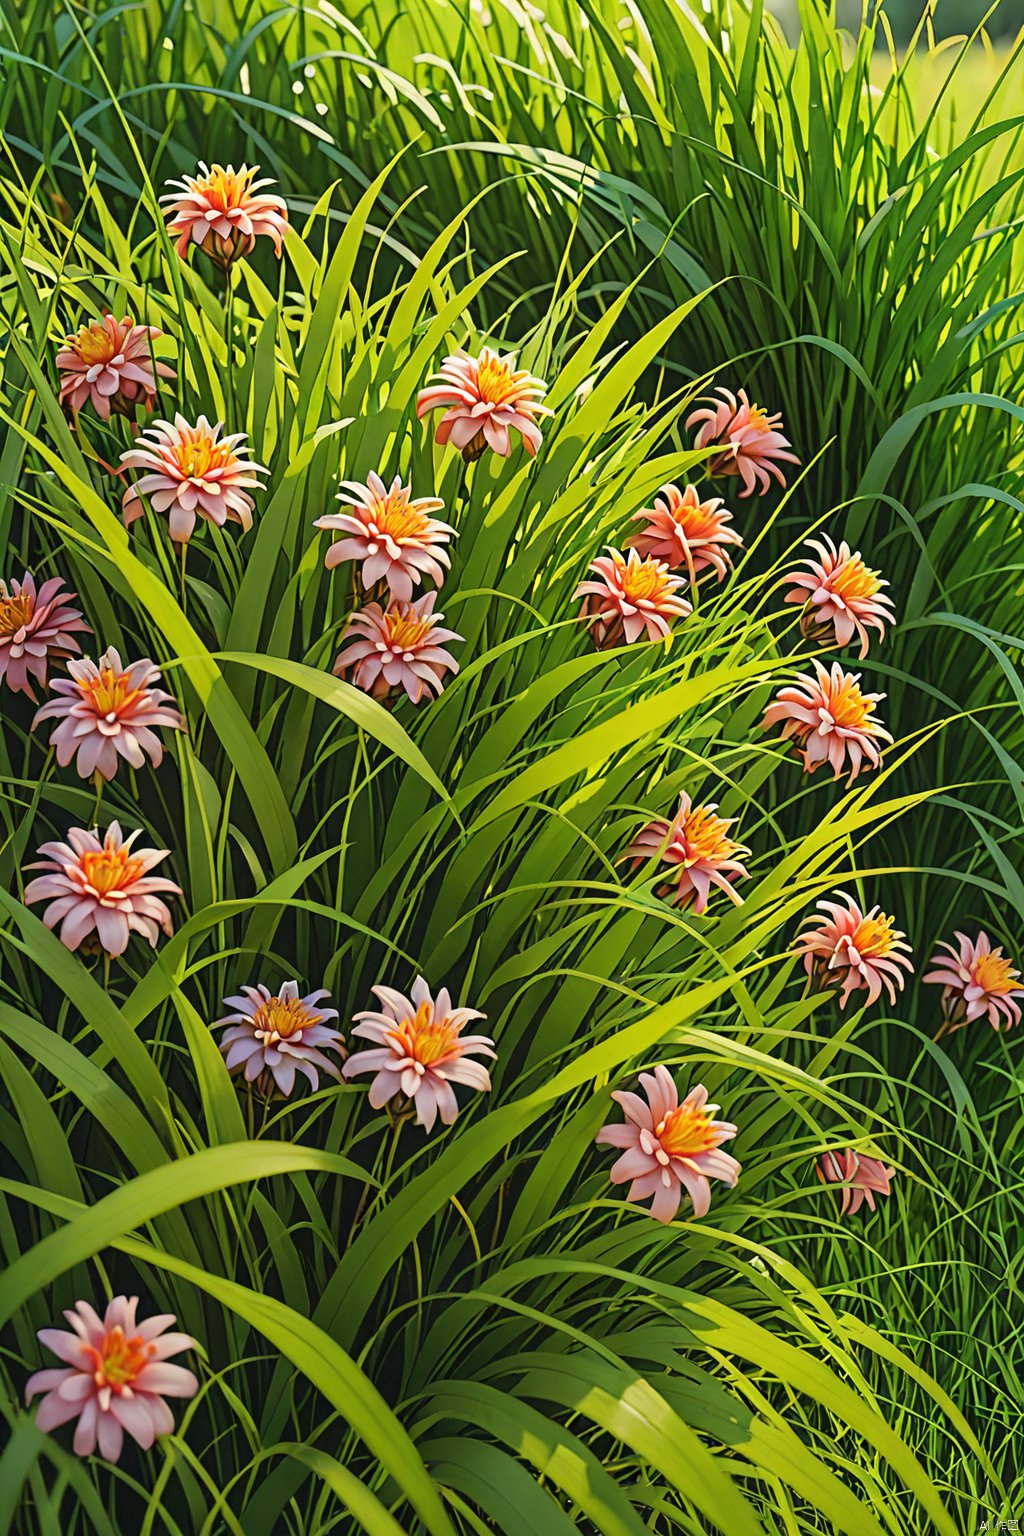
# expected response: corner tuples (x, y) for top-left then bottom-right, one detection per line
(56, 314), (175, 422)
(0, 572), (89, 699)
(686, 386), (799, 497)
(924, 930), (1024, 1035)
(120, 414), (268, 543)
(575, 546), (692, 648)
(24, 822), (181, 956)
(33, 648), (185, 782)
(160, 162), (288, 268)
(761, 659), (891, 784)
(344, 975), (494, 1132)
(314, 471), (454, 603)
(623, 792), (750, 914)
(215, 980), (345, 1096)
(596, 1066), (740, 1223)
(332, 591), (461, 705)
(784, 535), (895, 659)
(25, 1295), (197, 1462)
(416, 347), (551, 462)
(817, 1148), (895, 1219)
(796, 892), (913, 1009)
(626, 483), (742, 583)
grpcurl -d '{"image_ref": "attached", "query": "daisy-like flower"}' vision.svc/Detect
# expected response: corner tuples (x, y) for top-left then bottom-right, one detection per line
(784, 535), (895, 659)
(160, 162), (288, 268)
(623, 792), (750, 914)
(924, 930), (1024, 1035)
(626, 483), (742, 583)
(761, 660), (892, 785)
(24, 822), (181, 956)
(817, 1147), (895, 1219)
(25, 1296), (198, 1463)
(344, 975), (494, 1132)
(0, 572), (89, 699)
(596, 1066), (740, 1223)
(120, 414), (268, 543)
(575, 547), (692, 649)
(215, 980), (344, 1096)
(56, 314), (175, 422)
(332, 592), (461, 705)
(33, 648), (185, 782)
(314, 472), (454, 603)
(416, 347), (552, 462)
(686, 386), (799, 497)
(795, 892), (913, 1009)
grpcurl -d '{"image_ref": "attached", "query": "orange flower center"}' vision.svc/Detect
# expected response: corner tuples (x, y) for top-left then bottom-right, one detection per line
(656, 1102), (718, 1159)
(972, 949), (1018, 995)
(679, 804), (739, 865)
(388, 1000), (458, 1067)
(79, 665), (141, 720)
(385, 609), (432, 651)
(620, 558), (672, 605)
(743, 402), (771, 432)
(370, 496), (431, 543)
(86, 1326), (151, 1388)
(848, 914), (899, 960)
(172, 430), (232, 481)
(80, 848), (144, 897)
(829, 557), (882, 605)
(71, 323), (118, 366)
(253, 994), (317, 1041)
(822, 675), (876, 730)
(475, 354), (516, 405)
(0, 591), (33, 635)
(677, 503), (723, 540)
(192, 165), (256, 212)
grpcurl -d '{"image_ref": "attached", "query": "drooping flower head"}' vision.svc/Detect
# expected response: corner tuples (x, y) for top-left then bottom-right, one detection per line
(623, 792), (750, 914)
(795, 892), (913, 1009)
(344, 975), (494, 1132)
(332, 591), (461, 705)
(784, 535), (895, 659)
(215, 981), (344, 1097)
(33, 648), (185, 783)
(626, 483), (742, 583)
(416, 347), (551, 462)
(314, 472), (454, 603)
(924, 930), (1024, 1035)
(817, 1147), (895, 1219)
(575, 547), (692, 649)
(761, 660), (892, 784)
(686, 386), (799, 497)
(25, 1296), (197, 1463)
(0, 572), (89, 699)
(120, 414), (268, 543)
(56, 314), (175, 423)
(596, 1066), (740, 1223)
(160, 162), (288, 268)
(24, 822), (181, 956)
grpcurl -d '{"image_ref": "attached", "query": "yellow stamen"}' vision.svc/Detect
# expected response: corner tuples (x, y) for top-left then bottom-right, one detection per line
(973, 949), (1018, 995)
(253, 994), (317, 1041)
(80, 665), (141, 718)
(0, 592), (33, 635)
(830, 556), (882, 605)
(385, 609), (432, 650)
(656, 1101), (719, 1158)
(71, 323), (117, 366)
(388, 999), (458, 1067)
(80, 848), (144, 896)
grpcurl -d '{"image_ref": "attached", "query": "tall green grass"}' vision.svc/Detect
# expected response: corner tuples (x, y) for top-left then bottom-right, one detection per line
(1, 0), (1022, 1530)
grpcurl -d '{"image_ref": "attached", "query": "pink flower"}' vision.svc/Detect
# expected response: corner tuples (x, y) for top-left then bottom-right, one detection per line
(119, 414), (268, 543)
(33, 648), (185, 782)
(0, 572), (89, 699)
(686, 386), (799, 497)
(924, 930), (1024, 1035)
(314, 472), (454, 603)
(416, 347), (551, 462)
(575, 547), (692, 648)
(795, 892), (913, 1009)
(622, 792), (750, 913)
(25, 1295), (198, 1462)
(625, 483), (742, 583)
(784, 535), (895, 658)
(160, 162), (288, 268)
(24, 821), (181, 956)
(332, 591), (461, 705)
(343, 975), (494, 1132)
(817, 1148), (895, 1219)
(596, 1066), (740, 1223)
(215, 980), (345, 1096)
(761, 660), (892, 784)
(56, 314), (175, 422)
